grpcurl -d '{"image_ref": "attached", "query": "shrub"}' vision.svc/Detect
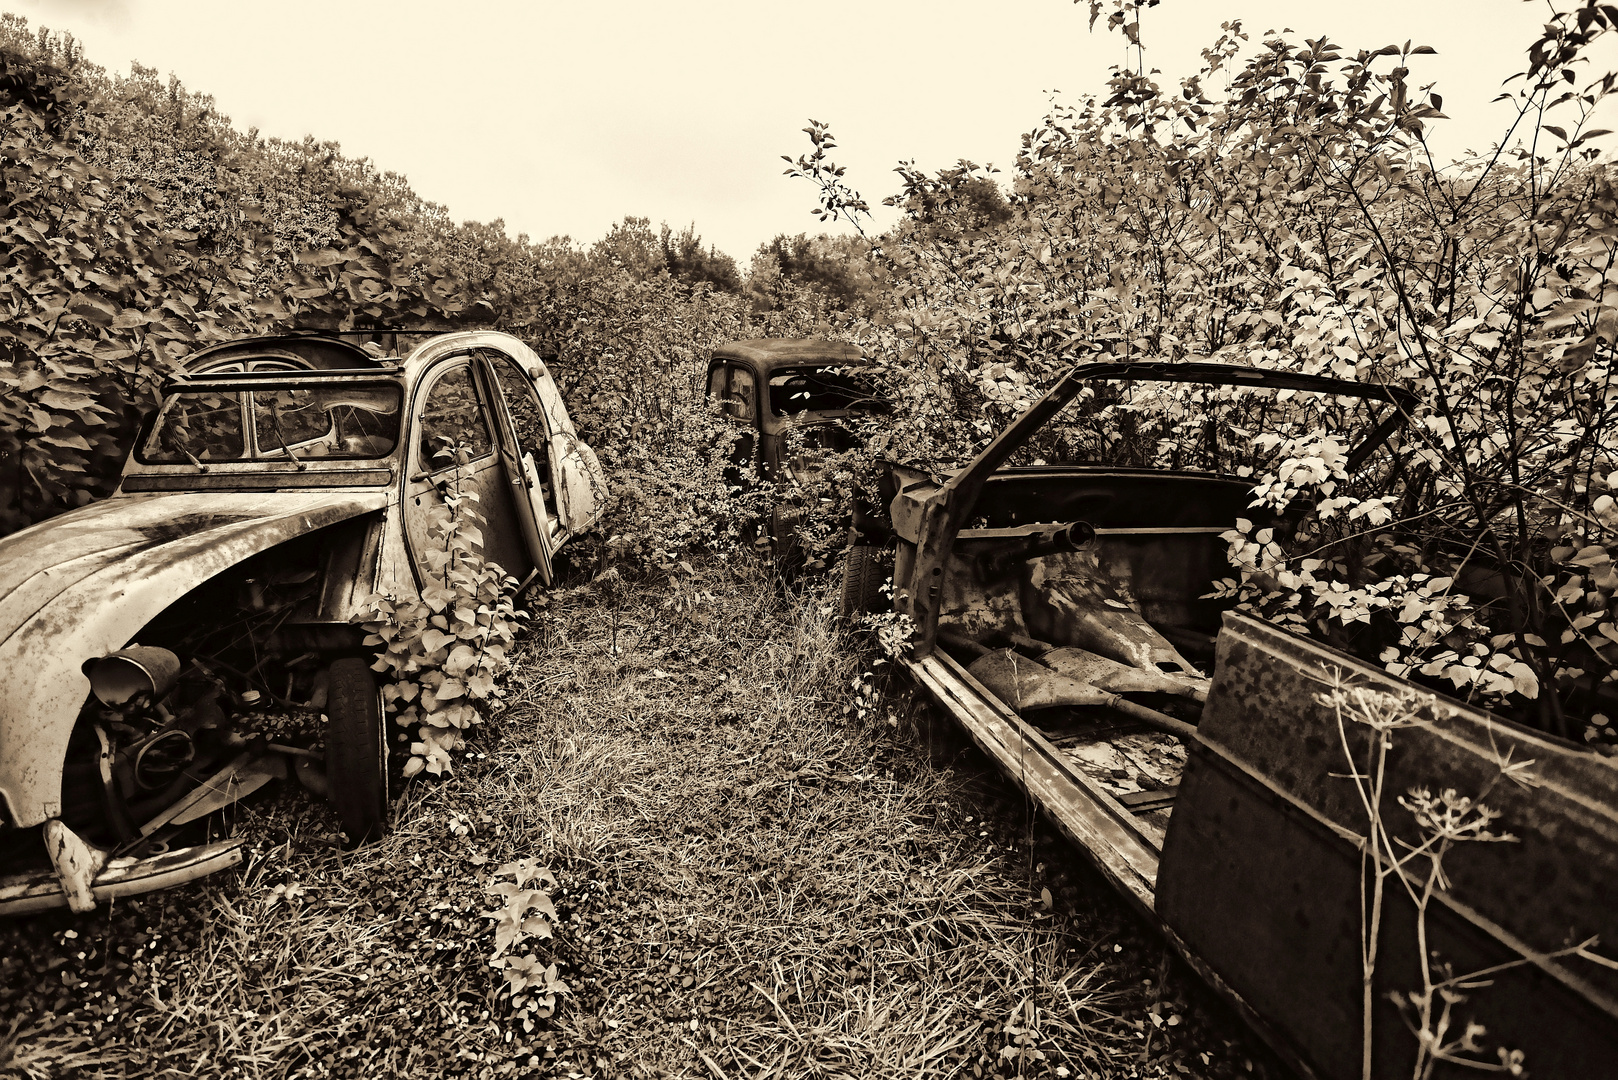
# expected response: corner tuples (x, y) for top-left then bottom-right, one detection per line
(358, 452), (523, 777)
(787, 1), (1618, 734)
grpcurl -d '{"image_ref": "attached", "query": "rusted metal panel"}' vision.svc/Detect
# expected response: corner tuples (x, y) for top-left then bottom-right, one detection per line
(711, 338), (864, 372)
(0, 490), (388, 827)
(551, 429), (607, 532)
(1158, 613), (1618, 1080)
(907, 651), (1162, 913)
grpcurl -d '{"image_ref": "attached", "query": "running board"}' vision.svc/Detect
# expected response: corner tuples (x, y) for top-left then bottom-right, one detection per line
(907, 650), (1161, 913)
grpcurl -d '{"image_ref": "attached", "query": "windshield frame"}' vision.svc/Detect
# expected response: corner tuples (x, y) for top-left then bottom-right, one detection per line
(136, 377), (406, 467)
(766, 365), (888, 419)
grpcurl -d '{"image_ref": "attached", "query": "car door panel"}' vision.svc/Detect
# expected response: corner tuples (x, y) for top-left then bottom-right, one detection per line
(521, 355), (606, 532)
(473, 351), (554, 588)
(402, 359), (536, 589)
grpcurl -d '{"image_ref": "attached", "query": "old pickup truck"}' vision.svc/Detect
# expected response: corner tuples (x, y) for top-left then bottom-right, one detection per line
(0, 330), (605, 916)
(883, 360), (1618, 1079)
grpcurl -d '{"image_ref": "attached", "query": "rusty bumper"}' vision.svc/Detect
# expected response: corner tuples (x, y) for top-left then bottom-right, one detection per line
(0, 838), (244, 917)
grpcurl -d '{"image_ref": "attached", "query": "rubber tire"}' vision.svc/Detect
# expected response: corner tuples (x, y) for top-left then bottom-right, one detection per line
(839, 545), (887, 617)
(325, 658), (388, 847)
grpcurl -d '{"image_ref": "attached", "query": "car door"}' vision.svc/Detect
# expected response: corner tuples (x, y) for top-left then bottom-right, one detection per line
(515, 351), (607, 534)
(403, 357), (543, 590)
(709, 362), (760, 487)
(476, 347), (561, 586)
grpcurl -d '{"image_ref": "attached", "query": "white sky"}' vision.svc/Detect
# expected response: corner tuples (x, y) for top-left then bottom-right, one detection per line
(6, 0), (1615, 261)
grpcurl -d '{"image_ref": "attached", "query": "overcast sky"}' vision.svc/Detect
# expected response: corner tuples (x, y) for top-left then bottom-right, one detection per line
(6, 0), (1615, 262)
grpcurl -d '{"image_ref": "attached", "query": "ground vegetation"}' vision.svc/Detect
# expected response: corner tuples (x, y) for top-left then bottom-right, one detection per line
(9, 2), (1618, 1078)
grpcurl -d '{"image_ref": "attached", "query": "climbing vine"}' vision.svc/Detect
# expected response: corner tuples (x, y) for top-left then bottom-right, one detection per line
(358, 445), (524, 777)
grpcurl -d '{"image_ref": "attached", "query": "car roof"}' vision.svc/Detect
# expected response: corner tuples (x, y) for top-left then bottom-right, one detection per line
(183, 335), (394, 371)
(169, 330), (565, 400)
(711, 338), (866, 376)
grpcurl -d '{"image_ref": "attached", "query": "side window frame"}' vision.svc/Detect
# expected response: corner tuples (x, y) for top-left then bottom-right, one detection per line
(706, 363), (729, 408)
(479, 347), (555, 453)
(414, 358), (496, 477)
(725, 364), (758, 425)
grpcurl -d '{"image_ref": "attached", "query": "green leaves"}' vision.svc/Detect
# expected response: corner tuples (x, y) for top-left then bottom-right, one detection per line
(835, 1), (1618, 734)
(356, 466), (522, 780)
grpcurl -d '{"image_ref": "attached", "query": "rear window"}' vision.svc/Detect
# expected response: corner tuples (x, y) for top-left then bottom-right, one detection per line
(143, 384), (403, 464)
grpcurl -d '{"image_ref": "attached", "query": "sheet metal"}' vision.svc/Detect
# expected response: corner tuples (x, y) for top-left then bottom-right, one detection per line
(0, 490), (388, 827)
(907, 651), (1162, 912)
(1158, 613), (1618, 1080)
(0, 839), (244, 916)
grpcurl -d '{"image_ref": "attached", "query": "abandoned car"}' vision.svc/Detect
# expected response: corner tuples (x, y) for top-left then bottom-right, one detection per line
(705, 337), (873, 483)
(0, 330), (605, 915)
(706, 338), (885, 564)
(882, 361), (1618, 1079)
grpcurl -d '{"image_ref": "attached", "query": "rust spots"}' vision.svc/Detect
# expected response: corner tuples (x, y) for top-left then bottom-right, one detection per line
(132, 513), (255, 545)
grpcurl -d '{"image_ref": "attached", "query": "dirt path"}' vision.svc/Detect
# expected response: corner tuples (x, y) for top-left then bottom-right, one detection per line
(0, 564), (1281, 1079)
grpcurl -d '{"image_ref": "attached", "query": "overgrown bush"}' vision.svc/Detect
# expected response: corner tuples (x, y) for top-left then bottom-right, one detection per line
(358, 453), (524, 778)
(0, 16), (840, 542)
(792, 0), (1618, 735)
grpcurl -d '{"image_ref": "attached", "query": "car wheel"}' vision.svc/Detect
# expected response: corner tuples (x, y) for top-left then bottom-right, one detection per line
(325, 657), (388, 847)
(839, 545), (888, 617)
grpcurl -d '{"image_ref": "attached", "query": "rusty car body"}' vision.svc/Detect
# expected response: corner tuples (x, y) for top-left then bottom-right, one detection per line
(706, 338), (886, 565)
(0, 331), (605, 916)
(884, 361), (1618, 1078)
(705, 337), (871, 484)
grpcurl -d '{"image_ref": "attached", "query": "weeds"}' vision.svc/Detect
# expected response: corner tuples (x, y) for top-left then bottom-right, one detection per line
(358, 441), (525, 779)
(1323, 676), (1616, 1079)
(0, 553), (1272, 1079)
(484, 858), (567, 1032)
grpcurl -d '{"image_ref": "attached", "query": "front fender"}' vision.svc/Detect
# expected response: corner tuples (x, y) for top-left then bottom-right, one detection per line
(0, 490), (389, 827)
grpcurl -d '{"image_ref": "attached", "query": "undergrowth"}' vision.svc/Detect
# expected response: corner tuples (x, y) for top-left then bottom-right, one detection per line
(0, 556), (1274, 1080)
(358, 445), (524, 779)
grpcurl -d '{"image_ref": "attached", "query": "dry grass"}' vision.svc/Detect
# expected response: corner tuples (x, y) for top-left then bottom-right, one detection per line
(0, 557), (1277, 1080)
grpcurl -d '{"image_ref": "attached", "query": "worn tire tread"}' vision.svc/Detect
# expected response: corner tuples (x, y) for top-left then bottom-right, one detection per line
(839, 545), (887, 617)
(326, 657), (388, 847)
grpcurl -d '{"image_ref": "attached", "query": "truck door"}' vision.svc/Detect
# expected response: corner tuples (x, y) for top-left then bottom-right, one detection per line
(710, 363), (759, 488)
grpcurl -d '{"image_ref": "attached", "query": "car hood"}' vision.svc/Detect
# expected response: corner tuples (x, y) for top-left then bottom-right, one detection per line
(0, 490), (389, 828)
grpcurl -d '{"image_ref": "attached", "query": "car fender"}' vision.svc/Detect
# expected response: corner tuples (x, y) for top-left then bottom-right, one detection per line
(0, 490), (390, 828)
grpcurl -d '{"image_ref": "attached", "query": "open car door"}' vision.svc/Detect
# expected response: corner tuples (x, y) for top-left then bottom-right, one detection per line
(404, 357), (545, 592)
(472, 351), (557, 588)
(489, 344), (606, 536)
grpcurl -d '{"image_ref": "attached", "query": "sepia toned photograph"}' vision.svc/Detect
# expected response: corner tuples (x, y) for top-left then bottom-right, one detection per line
(0, 2), (1615, 1077)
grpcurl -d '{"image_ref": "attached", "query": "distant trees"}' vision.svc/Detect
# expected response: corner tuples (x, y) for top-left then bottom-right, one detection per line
(747, 232), (884, 313)
(888, 162), (1012, 239)
(659, 223), (741, 292)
